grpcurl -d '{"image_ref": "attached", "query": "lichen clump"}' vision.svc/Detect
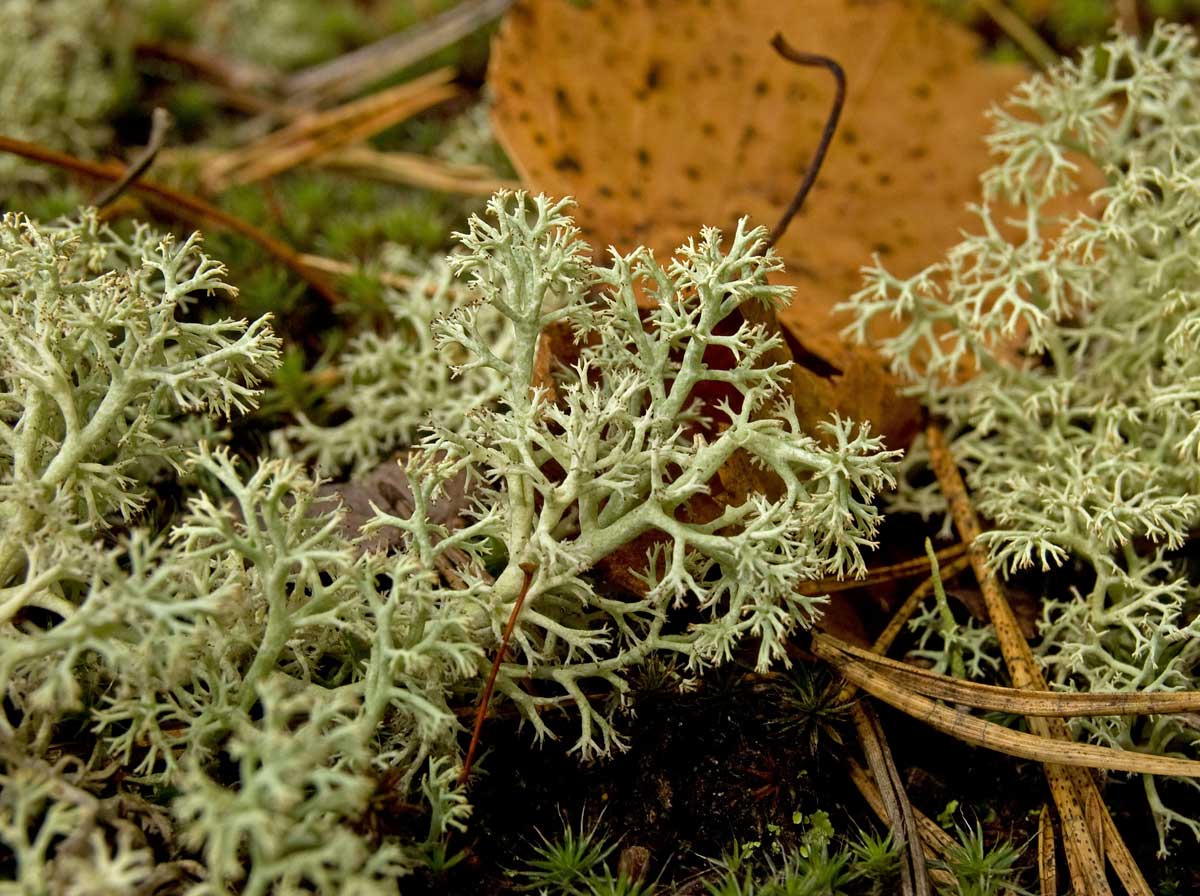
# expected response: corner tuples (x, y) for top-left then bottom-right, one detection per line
(846, 23), (1200, 852)
(387, 192), (899, 756)
(0, 0), (136, 185)
(0, 198), (897, 890)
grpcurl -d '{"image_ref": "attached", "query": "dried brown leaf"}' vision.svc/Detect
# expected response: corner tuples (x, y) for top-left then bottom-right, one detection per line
(490, 0), (1028, 444)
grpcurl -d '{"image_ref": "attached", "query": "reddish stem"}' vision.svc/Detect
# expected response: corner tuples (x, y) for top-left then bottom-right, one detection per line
(459, 562), (535, 785)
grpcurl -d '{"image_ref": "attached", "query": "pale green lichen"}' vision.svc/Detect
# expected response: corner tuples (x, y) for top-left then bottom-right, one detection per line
(845, 23), (1200, 853)
(377, 191), (900, 758)
(277, 249), (509, 475)
(1, 196), (899, 889)
(0, 215), (474, 891)
(0, 211), (280, 593)
(0, 0), (137, 185)
(146, 0), (367, 72)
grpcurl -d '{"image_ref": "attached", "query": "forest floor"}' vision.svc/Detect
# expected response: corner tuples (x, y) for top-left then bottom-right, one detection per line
(8, 1), (1200, 893)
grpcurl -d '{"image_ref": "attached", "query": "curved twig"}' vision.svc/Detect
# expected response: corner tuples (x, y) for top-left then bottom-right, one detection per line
(765, 35), (846, 249)
(95, 107), (173, 208)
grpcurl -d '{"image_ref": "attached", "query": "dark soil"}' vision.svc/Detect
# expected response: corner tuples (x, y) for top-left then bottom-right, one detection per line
(416, 663), (862, 894)
(405, 636), (1200, 895)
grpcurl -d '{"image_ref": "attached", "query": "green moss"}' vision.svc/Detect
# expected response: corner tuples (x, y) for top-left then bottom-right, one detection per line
(163, 82), (221, 141)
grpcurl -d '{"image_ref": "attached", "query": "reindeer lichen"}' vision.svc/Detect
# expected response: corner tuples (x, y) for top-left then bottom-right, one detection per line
(0, 197), (899, 889)
(0, 211), (280, 596)
(0, 0), (137, 186)
(377, 191), (900, 758)
(0, 214), (476, 891)
(278, 249), (509, 475)
(845, 23), (1200, 853)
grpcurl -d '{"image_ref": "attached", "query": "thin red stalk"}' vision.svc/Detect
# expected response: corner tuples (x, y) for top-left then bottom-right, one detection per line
(460, 563), (535, 785)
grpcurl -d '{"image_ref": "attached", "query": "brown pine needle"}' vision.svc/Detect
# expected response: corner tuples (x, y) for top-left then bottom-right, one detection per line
(202, 68), (461, 190)
(135, 39), (275, 92)
(284, 0), (513, 103)
(820, 546), (972, 880)
(871, 553), (972, 656)
(797, 542), (968, 596)
(314, 147), (519, 196)
(851, 702), (932, 896)
(846, 756), (958, 892)
(819, 637), (1200, 777)
(1038, 804), (1058, 896)
(816, 633), (1200, 718)
(927, 423), (1150, 896)
(297, 252), (416, 291)
(0, 133), (343, 308)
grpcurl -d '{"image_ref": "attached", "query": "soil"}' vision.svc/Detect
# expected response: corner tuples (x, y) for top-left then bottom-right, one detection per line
(405, 646), (1200, 894)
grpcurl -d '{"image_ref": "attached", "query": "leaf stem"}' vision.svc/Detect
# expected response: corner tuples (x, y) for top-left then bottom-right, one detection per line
(765, 36), (846, 249)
